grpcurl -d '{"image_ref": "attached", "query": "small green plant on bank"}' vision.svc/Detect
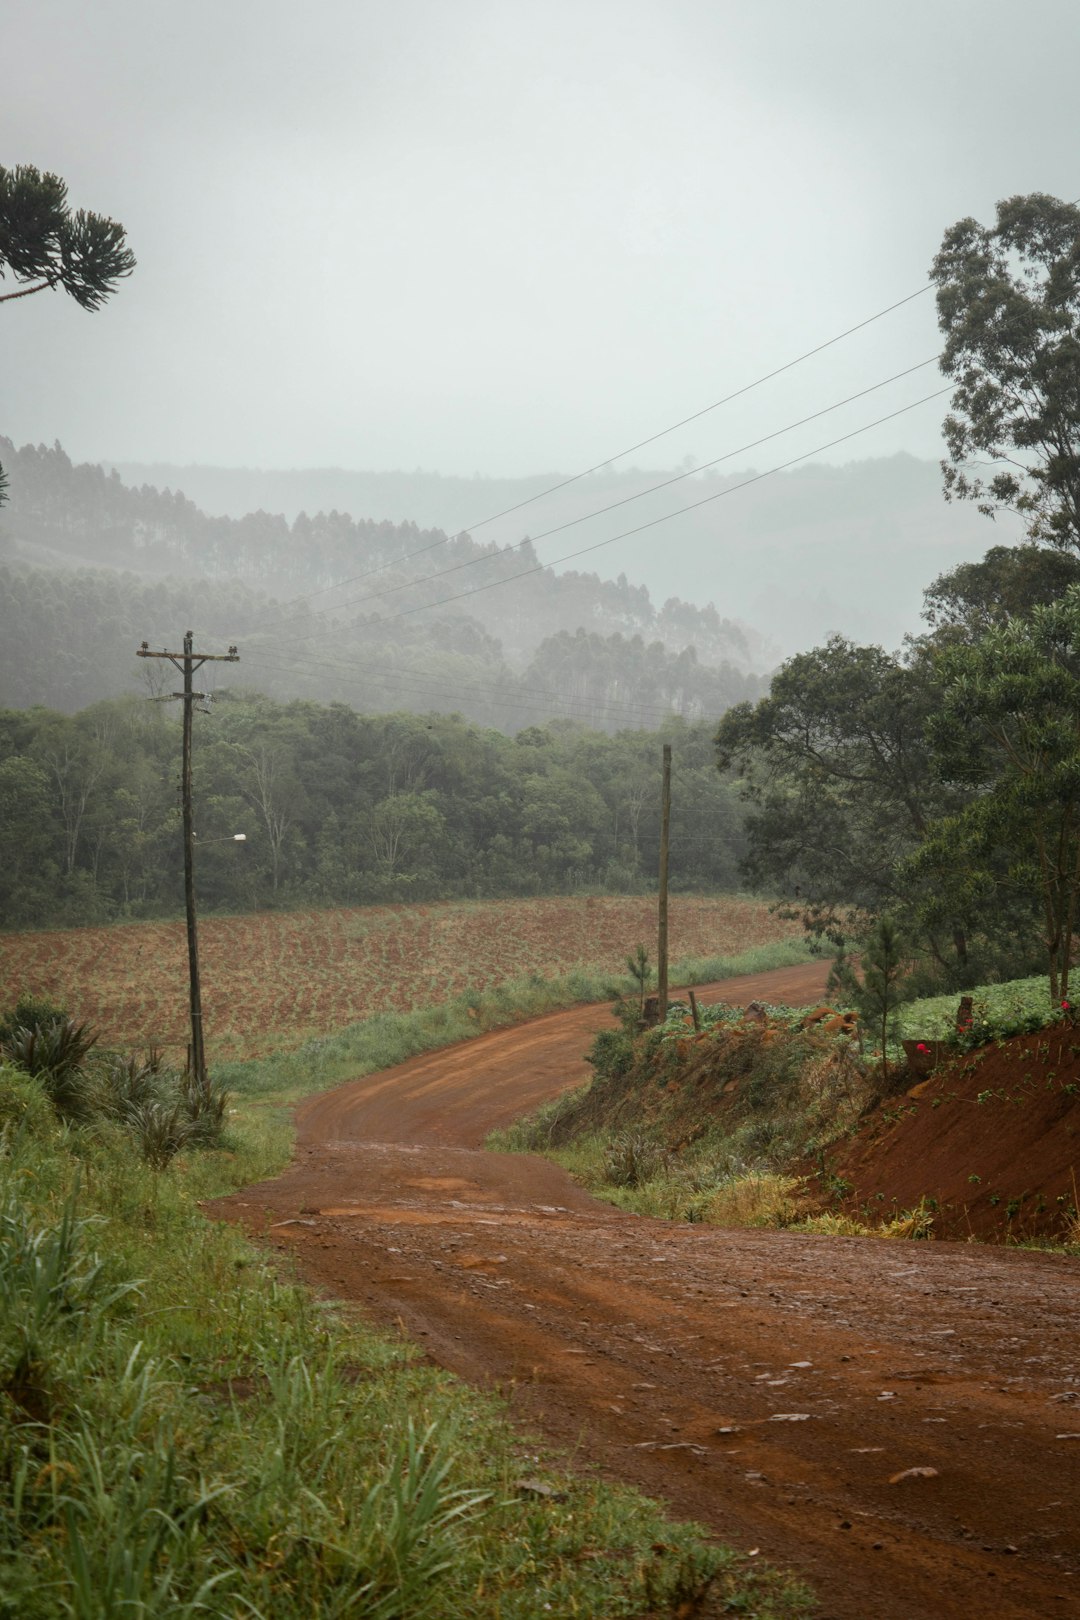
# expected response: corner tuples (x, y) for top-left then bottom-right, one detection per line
(828, 916), (914, 1083)
(626, 941), (652, 1021)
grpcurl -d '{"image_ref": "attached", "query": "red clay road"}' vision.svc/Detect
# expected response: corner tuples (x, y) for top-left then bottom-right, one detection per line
(211, 962), (1080, 1619)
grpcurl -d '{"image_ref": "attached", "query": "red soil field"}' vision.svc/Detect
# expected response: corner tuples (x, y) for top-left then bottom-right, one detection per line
(0, 894), (798, 1059)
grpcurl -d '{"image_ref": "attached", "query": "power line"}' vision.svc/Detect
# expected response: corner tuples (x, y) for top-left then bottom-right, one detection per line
(257, 283), (936, 621)
(209, 383), (950, 729)
(372, 384), (953, 627)
(239, 648), (714, 728)
(259, 355), (940, 640)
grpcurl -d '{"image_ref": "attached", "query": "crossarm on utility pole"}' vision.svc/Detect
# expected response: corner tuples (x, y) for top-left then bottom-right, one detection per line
(136, 632), (239, 1094)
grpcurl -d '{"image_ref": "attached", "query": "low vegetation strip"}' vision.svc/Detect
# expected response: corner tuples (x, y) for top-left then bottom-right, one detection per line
(0, 894), (803, 1061)
(494, 975), (1080, 1248)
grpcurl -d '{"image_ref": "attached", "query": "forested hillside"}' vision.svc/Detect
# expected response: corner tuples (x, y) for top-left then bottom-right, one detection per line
(0, 438), (766, 726)
(0, 696), (744, 927)
(105, 451), (1015, 658)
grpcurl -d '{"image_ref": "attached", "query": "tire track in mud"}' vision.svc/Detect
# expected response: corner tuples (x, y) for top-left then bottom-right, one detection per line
(210, 962), (1080, 1620)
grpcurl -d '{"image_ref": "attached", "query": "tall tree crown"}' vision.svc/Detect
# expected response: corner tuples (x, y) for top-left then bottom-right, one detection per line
(932, 192), (1080, 552)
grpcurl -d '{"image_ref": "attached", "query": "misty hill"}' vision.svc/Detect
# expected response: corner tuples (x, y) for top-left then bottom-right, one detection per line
(0, 440), (764, 726)
(105, 452), (1022, 656)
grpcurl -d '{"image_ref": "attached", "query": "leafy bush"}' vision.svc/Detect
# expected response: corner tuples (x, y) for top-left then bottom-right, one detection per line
(586, 1027), (636, 1082)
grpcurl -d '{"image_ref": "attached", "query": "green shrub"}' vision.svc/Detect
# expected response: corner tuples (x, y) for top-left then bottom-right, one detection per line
(0, 993), (69, 1048)
(586, 1026), (636, 1082)
(0, 1066), (57, 1149)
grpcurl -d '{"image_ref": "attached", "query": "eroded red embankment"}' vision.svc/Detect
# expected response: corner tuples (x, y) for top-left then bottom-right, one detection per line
(831, 1028), (1080, 1242)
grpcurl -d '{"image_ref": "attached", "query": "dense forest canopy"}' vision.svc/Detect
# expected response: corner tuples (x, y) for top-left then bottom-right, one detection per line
(0, 696), (745, 929)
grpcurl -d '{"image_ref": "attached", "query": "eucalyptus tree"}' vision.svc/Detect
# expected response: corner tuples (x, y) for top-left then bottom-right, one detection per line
(933, 192), (1080, 552)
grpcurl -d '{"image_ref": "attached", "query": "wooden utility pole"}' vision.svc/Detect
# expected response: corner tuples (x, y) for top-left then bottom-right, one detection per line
(657, 742), (671, 1022)
(137, 632), (239, 1094)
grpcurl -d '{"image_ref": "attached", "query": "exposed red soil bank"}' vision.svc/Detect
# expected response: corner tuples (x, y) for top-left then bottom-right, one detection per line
(830, 1028), (1080, 1242)
(209, 962), (1080, 1620)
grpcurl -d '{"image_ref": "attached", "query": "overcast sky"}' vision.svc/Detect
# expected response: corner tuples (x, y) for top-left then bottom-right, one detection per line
(3, 0), (1078, 489)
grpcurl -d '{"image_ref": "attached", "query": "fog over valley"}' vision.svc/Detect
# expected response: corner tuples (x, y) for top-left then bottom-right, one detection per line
(4, 0), (1073, 712)
(103, 450), (1022, 659)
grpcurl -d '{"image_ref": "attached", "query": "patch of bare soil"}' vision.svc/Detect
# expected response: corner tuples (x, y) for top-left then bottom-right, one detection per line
(830, 1028), (1080, 1242)
(208, 962), (1080, 1620)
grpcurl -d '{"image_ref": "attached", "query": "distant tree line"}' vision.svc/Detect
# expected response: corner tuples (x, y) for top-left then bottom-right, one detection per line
(0, 437), (759, 672)
(0, 556), (763, 730)
(0, 696), (747, 929)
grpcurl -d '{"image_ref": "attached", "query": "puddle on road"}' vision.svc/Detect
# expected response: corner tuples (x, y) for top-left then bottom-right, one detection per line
(316, 1203), (575, 1231)
(402, 1176), (477, 1192)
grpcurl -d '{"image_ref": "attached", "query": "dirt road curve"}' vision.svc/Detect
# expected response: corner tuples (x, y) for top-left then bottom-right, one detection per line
(212, 962), (1080, 1619)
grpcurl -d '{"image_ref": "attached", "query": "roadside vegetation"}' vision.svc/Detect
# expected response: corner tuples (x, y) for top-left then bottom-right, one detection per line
(492, 968), (1080, 1247)
(0, 960), (818, 1620)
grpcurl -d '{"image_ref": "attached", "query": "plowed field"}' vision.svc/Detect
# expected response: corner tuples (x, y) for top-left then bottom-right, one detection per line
(210, 960), (1080, 1620)
(0, 895), (798, 1058)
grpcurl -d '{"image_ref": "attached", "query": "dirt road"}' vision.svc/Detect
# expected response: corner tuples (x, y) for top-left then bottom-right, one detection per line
(212, 962), (1080, 1619)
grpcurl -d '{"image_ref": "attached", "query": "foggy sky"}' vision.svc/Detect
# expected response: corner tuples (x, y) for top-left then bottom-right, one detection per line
(4, 0), (1078, 494)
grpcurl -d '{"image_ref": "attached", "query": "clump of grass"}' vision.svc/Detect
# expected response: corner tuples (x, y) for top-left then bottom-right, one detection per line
(795, 1210), (874, 1237)
(604, 1130), (672, 1188)
(700, 1170), (806, 1228)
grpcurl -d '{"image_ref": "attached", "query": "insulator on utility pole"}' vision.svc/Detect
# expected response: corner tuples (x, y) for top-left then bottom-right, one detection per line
(136, 630), (239, 1095)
